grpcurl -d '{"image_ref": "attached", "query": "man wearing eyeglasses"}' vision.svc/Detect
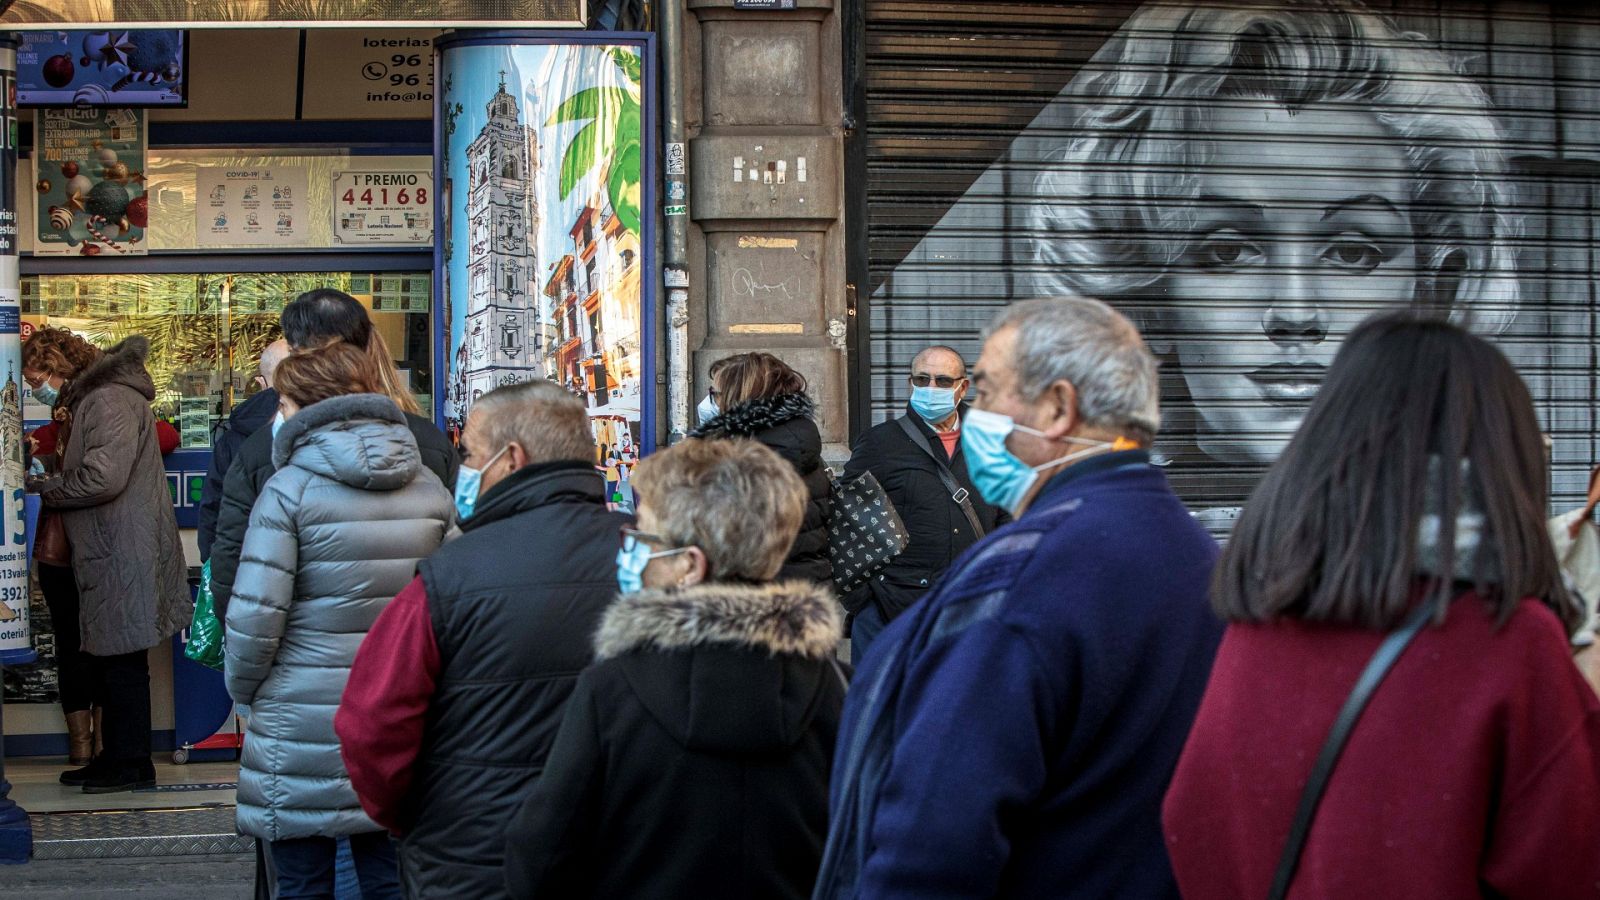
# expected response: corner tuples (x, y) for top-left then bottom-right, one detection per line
(335, 380), (632, 900)
(842, 345), (1004, 658)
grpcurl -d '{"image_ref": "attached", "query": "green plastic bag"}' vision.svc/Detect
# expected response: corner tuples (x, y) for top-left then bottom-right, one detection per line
(184, 559), (224, 671)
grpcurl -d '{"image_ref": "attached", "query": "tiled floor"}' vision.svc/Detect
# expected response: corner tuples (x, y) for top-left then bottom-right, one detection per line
(6, 755), (239, 814)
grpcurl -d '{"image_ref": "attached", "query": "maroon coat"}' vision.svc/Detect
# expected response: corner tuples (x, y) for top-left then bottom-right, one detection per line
(1163, 592), (1600, 899)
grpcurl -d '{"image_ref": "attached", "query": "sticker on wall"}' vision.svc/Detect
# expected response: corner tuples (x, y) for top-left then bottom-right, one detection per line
(195, 166), (309, 248)
(332, 170), (433, 245)
(35, 107), (148, 256)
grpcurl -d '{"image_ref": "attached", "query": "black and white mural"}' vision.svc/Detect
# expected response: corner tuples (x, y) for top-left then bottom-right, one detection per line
(865, 0), (1600, 528)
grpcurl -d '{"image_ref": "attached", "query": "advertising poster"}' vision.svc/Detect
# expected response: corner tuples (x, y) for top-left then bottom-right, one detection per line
(438, 39), (650, 485)
(16, 29), (186, 107)
(0, 47), (31, 666)
(34, 106), (148, 256)
(195, 165), (309, 248)
(332, 170), (433, 246)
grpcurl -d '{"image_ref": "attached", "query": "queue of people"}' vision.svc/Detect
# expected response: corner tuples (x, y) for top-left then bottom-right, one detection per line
(25, 282), (1600, 898)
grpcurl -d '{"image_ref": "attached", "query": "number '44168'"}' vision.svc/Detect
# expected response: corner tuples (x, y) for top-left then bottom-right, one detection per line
(341, 188), (427, 206)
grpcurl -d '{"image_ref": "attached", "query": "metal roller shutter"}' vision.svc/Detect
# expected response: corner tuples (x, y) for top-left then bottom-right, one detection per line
(862, 0), (1600, 519)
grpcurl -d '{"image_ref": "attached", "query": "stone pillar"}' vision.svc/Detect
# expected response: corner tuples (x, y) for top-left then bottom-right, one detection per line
(680, 0), (849, 455)
(0, 34), (34, 866)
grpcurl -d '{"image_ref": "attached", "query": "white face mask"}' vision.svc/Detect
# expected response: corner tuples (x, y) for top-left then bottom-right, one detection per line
(696, 393), (719, 425)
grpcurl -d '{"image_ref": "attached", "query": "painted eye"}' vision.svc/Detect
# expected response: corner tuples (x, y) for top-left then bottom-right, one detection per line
(1190, 233), (1262, 269)
(1323, 240), (1388, 272)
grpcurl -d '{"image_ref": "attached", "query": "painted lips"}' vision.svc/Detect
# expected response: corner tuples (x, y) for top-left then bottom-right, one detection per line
(1249, 363), (1326, 405)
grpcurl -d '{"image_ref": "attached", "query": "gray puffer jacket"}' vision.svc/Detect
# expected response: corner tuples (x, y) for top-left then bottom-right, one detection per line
(225, 393), (453, 841)
(42, 336), (189, 657)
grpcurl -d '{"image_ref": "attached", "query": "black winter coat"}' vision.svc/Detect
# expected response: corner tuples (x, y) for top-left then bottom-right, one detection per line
(197, 386), (276, 560)
(402, 461), (632, 900)
(690, 393), (832, 583)
(841, 406), (1004, 619)
(503, 579), (846, 900)
(210, 408), (457, 623)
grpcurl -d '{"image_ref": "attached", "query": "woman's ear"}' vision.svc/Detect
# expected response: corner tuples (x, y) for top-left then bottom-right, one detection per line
(678, 546), (710, 589)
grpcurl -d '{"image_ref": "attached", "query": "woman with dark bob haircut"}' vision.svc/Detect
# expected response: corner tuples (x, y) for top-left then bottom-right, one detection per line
(1162, 315), (1600, 897)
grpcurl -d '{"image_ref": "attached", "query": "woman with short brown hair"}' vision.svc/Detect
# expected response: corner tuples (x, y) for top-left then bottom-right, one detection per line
(690, 352), (832, 583)
(226, 340), (452, 898)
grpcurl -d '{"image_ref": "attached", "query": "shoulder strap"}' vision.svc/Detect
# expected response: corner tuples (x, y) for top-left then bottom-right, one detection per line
(1267, 598), (1438, 900)
(828, 655), (850, 692)
(896, 416), (986, 539)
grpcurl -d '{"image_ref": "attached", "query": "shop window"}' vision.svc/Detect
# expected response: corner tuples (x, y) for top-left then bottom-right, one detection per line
(23, 271), (433, 448)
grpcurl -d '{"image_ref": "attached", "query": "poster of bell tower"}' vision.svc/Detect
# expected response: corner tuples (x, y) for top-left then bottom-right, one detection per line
(437, 35), (654, 457)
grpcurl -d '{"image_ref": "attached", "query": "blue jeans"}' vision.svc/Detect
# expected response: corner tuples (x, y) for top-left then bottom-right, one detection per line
(272, 832), (399, 900)
(850, 601), (888, 662)
(334, 838), (361, 899)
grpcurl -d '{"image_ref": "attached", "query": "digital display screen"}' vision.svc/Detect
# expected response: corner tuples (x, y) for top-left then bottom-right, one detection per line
(17, 30), (187, 107)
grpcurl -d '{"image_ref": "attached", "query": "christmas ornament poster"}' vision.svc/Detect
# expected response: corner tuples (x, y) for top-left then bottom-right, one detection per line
(34, 107), (148, 256)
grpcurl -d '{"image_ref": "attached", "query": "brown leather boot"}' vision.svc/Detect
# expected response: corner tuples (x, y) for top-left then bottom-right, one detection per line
(92, 707), (103, 758)
(64, 710), (93, 766)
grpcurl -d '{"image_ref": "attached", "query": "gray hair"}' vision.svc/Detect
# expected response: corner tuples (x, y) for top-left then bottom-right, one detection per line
(983, 296), (1161, 438)
(471, 379), (595, 465)
(634, 437), (807, 582)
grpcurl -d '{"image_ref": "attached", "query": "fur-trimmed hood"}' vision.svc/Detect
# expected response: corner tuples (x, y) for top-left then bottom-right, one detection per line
(595, 579), (844, 753)
(688, 391), (815, 440)
(596, 579), (841, 661)
(62, 335), (156, 408)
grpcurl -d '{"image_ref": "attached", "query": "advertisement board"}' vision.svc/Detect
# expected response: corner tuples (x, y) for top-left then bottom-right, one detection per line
(436, 34), (655, 487)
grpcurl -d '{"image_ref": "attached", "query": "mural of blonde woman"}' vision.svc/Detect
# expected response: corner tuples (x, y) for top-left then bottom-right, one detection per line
(872, 0), (1561, 534)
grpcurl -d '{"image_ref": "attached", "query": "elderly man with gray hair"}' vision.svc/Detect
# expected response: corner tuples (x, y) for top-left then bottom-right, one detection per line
(336, 379), (632, 900)
(814, 296), (1224, 900)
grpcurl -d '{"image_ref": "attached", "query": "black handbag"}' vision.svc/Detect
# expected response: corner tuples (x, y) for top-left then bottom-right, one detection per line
(827, 469), (909, 595)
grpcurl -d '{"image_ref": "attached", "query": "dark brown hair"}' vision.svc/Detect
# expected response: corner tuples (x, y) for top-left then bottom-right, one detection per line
(273, 342), (386, 411)
(23, 327), (101, 380)
(713, 352), (807, 410)
(1213, 314), (1580, 635)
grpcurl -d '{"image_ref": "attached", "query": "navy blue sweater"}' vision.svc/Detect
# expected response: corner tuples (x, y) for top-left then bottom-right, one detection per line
(814, 451), (1223, 899)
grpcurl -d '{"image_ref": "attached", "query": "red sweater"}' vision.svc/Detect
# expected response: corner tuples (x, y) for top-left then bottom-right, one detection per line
(1163, 593), (1600, 898)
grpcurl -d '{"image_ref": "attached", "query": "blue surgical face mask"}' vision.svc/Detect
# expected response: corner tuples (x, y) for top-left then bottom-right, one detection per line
(453, 445), (508, 522)
(615, 536), (689, 594)
(270, 411), (285, 440)
(696, 393), (719, 425)
(960, 407), (1123, 515)
(31, 380), (59, 408)
(910, 385), (959, 425)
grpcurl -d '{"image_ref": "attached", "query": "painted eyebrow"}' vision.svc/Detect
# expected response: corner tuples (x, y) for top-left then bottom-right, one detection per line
(1321, 193), (1405, 221)
(1193, 195), (1265, 218)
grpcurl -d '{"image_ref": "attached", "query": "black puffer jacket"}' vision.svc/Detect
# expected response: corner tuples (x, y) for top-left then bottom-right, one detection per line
(690, 393), (832, 583)
(502, 579), (845, 900)
(197, 386), (276, 560)
(210, 408), (457, 623)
